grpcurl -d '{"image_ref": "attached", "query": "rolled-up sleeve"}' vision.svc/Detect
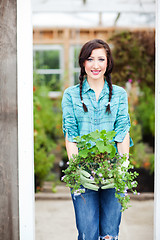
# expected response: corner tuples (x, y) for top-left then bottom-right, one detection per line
(114, 90), (134, 147)
(61, 89), (79, 142)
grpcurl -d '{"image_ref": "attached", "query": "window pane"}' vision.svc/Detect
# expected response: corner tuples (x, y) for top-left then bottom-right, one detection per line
(74, 72), (80, 85)
(34, 50), (60, 69)
(35, 74), (61, 91)
(74, 46), (81, 68)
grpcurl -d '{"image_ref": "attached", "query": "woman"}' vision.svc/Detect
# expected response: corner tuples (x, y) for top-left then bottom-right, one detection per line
(62, 39), (133, 240)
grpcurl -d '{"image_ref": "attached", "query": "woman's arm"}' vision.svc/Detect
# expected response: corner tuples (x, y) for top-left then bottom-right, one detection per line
(65, 133), (78, 159)
(65, 132), (130, 160)
(117, 132), (130, 172)
(117, 132), (129, 158)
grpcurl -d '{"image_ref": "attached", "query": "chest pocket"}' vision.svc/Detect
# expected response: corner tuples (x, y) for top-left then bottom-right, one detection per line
(102, 99), (119, 118)
(74, 102), (90, 120)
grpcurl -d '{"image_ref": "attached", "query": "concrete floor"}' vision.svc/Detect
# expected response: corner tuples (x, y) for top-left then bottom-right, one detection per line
(35, 199), (154, 240)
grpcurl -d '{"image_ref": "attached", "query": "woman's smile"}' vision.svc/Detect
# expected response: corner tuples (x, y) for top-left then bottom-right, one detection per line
(91, 70), (101, 75)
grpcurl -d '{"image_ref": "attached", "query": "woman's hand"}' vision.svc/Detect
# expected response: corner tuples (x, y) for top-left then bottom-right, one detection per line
(117, 132), (130, 174)
(65, 133), (78, 159)
(80, 169), (99, 191)
(101, 178), (115, 189)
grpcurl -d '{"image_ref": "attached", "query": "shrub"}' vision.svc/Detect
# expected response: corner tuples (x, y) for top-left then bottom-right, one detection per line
(34, 80), (56, 190)
(109, 30), (155, 173)
(109, 30), (155, 92)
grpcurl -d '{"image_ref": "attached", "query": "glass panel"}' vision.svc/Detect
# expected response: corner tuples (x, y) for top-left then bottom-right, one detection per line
(34, 50), (60, 69)
(74, 46), (81, 68)
(35, 74), (61, 91)
(74, 72), (80, 85)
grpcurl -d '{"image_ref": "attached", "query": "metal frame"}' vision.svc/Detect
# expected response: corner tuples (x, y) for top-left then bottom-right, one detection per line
(32, 0), (155, 13)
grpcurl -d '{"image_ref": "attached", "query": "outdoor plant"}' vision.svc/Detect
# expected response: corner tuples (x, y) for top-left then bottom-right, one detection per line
(62, 129), (139, 212)
(109, 30), (155, 92)
(108, 30), (155, 174)
(34, 79), (56, 190)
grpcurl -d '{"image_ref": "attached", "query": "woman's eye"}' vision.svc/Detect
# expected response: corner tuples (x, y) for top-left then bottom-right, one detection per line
(87, 58), (93, 61)
(99, 58), (105, 61)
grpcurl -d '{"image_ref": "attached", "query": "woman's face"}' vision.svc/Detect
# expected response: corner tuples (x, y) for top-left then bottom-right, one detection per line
(84, 48), (107, 82)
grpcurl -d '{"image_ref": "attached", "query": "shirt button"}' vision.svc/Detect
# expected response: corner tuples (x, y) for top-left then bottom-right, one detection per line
(95, 119), (97, 122)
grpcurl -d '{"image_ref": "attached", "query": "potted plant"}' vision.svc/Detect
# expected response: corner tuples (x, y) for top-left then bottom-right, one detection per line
(62, 129), (139, 212)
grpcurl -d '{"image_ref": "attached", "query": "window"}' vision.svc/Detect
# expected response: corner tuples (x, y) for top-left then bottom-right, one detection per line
(33, 45), (64, 92)
(70, 45), (82, 86)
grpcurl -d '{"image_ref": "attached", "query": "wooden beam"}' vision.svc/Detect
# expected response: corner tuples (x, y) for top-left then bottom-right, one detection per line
(33, 26), (155, 45)
(0, 0), (19, 239)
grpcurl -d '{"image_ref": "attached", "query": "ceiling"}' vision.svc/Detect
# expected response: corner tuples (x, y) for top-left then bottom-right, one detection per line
(32, 0), (155, 28)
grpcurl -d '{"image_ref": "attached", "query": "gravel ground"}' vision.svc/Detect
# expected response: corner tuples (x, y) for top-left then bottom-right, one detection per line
(35, 199), (154, 240)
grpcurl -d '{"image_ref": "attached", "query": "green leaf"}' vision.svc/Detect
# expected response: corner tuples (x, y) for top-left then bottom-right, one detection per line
(100, 129), (107, 135)
(100, 130), (107, 139)
(105, 131), (116, 140)
(81, 134), (89, 140)
(86, 143), (92, 148)
(109, 145), (116, 158)
(90, 130), (100, 140)
(73, 136), (81, 142)
(96, 141), (106, 153)
(81, 134), (92, 142)
(78, 149), (89, 158)
(90, 146), (98, 154)
(77, 142), (85, 148)
(105, 144), (113, 153)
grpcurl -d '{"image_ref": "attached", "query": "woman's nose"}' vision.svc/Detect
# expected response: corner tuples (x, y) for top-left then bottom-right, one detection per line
(93, 60), (99, 68)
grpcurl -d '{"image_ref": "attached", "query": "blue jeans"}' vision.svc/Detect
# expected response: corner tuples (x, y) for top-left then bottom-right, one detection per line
(71, 187), (122, 240)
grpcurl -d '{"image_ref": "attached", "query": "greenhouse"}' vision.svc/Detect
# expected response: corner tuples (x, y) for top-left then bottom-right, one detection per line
(0, 0), (160, 240)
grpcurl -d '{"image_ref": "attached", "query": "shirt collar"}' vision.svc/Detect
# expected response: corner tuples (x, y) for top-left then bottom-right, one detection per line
(82, 78), (110, 94)
(82, 78), (92, 93)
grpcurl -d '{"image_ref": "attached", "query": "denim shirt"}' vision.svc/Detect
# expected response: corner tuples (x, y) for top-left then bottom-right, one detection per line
(62, 78), (133, 149)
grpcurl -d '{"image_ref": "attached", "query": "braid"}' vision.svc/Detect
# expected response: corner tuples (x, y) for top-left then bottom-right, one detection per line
(105, 74), (113, 114)
(79, 69), (88, 112)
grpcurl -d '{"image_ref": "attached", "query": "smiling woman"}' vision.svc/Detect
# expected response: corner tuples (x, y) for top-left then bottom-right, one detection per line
(62, 39), (133, 240)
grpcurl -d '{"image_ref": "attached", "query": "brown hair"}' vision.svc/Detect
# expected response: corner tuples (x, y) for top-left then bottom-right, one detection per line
(78, 39), (114, 113)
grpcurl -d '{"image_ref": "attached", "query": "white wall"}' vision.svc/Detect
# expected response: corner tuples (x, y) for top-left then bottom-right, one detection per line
(17, 0), (35, 239)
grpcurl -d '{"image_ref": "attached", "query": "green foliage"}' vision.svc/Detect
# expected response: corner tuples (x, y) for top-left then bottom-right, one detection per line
(127, 83), (154, 172)
(34, 78), (56, 189)
(110, 30), (155, 92)
(34, 73), (61, 91)
(34, 71), (66, 190)
(136, 85), (155, 137)
(62, 129), (139, 212)
(109, 30), (155, 172)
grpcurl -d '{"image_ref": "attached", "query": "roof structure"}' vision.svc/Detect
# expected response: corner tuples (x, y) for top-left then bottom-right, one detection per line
(32, 0), (155, 28)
